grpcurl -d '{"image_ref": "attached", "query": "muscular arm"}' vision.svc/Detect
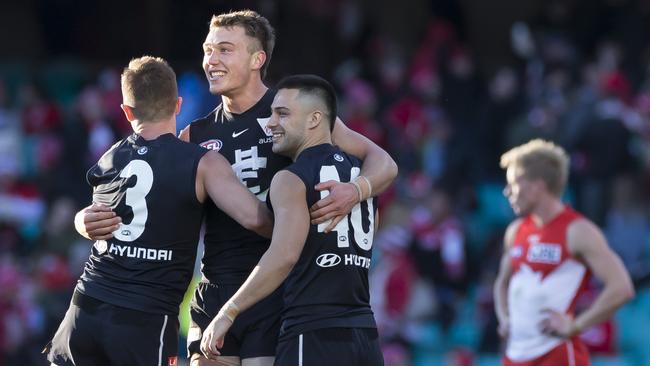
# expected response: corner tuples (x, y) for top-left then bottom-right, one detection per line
(311, 118), (398, 230)
(541, 218), (635, 338)
(201, 171), (309, 358)
(567, 219), (634, 334)
(493, 219), (521, 338)
(198, 150), (273, 238)
(331, 117), (398, 195)
(228, 171), (307, 311)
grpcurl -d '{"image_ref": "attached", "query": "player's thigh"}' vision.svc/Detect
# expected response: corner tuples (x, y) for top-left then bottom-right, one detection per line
(242, 356), (274, 366)
(275, 328), (382, 366)
(238, 286), (283, 359)
(106, 310), (179, 366)
(503, 339), (589, 366)
(46, 303), (108, 366)
(190, 353), (241, 366)
(538, 339), (590, 366)
(188, 283), (244, 358)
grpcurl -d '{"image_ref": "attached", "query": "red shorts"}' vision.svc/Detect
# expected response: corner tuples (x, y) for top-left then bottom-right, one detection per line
(503, 338), (590, 366)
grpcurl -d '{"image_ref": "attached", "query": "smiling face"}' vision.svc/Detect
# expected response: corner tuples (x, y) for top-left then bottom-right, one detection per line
(268, 88), (310, 159)
(202, 25), (263, 97)
(504, 164), (542, 216)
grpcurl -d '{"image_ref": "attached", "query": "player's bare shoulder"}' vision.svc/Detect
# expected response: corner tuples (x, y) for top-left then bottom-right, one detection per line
(566, 216), (606, 257)
(270, 170), (305, 199)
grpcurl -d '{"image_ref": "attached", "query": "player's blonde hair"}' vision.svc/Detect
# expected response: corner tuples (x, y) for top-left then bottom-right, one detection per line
(500, 139), (569, 197)
(121, 56), (177, 123)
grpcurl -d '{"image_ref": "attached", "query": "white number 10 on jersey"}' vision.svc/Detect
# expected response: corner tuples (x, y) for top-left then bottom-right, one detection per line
(317, 165), (374, 251)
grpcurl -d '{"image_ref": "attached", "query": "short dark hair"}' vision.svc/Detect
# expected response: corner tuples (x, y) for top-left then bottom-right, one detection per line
(121, 56), (178, 122)
(276, 74), (337, 131)
(210, 10), (275, 79)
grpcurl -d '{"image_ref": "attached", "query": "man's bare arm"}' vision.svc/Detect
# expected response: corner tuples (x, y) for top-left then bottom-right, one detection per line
(201, 171), (309, 358)
(541, 218), (635, 338)
(493, 219), (521, 339)
(228, 171), (307, 311)
(331, 117), (397, 194)
(199, 151), (273, 238)
(311, 118), (397, 231)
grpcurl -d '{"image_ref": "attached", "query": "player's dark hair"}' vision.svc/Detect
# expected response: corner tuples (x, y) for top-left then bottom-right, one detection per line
(121, 56), (177, 123)
(276, 74), (337, 132)
(210, 10), (275, 79)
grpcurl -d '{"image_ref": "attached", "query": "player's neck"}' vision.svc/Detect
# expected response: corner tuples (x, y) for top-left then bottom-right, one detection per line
(222, 80), (268, 115)
(132, 119), (176, 141)
(292, 134), (332, 161)
(531, 196), (565, 226)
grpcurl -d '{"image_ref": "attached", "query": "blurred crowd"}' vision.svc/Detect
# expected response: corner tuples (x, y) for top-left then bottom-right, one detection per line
(2, 1), (650, 365)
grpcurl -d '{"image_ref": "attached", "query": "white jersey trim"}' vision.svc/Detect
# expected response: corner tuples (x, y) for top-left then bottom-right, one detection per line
(158, 315), (168, 366)
(299, 334), (304, 366)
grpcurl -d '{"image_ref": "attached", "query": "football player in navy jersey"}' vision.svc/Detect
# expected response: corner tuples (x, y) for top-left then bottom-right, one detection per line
(75, 10), (397, 366)
(201, 75), (385, 366)
(46, 56), (273, 366)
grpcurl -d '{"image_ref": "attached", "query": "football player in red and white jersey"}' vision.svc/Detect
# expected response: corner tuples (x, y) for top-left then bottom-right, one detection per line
(493, 139), (634, 366)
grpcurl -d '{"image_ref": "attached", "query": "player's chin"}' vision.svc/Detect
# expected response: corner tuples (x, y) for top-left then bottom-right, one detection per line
(208, 82), (227, 95)
(271, 142), (283, 154)
(510, 204), (522, 215)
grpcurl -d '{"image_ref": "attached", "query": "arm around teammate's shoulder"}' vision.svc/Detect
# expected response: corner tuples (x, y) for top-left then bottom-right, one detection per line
(310, 118), (397, 230)
(331, 117), (397, 195)
(198, 150), (273, 238)
(566, 218), (635, 333)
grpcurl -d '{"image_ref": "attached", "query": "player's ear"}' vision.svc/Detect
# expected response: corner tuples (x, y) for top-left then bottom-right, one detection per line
(120, 104), (136, 122)
(175, 97), (183, 115)
(251, 50), (266, 72)
(308, 110), (323, 129)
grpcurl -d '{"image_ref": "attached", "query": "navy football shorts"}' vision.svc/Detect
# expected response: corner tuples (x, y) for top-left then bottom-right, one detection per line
(187, 281), (282, 359)
(46, 291), (179, 366)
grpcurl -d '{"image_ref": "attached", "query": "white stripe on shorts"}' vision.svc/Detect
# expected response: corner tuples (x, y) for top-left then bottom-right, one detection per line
(299, 333), (304, 366)
(566, 340), (576, 366)
(158, 315), (169, 366)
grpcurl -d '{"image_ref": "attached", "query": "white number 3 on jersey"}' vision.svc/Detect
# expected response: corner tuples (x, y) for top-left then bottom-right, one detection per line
(113, 160), (153, 242)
